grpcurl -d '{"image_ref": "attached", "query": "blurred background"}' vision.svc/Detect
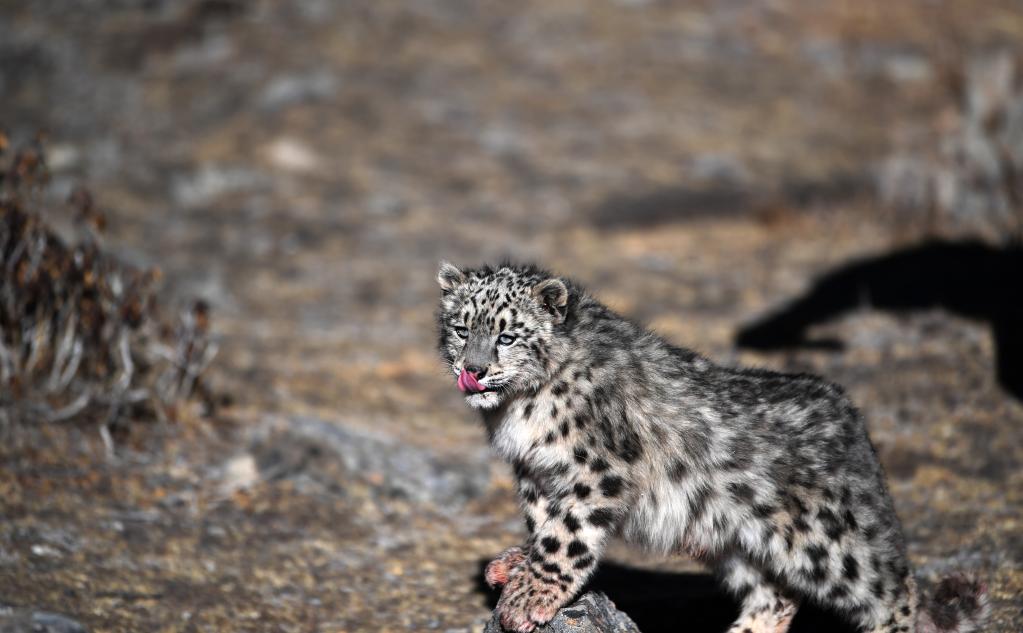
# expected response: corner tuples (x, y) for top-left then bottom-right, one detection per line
(1, 1), (1021, 631)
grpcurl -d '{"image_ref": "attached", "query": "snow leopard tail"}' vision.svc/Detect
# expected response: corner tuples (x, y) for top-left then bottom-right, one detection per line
(917, 574), (990, 633)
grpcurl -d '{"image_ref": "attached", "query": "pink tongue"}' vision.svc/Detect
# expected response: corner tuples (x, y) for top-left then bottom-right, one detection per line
(458, 369), (484, 393)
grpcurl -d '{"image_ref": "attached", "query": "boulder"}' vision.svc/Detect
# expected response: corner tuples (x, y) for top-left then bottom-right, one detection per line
(484, 592), (640, 633)
(0, 608), (87, 633)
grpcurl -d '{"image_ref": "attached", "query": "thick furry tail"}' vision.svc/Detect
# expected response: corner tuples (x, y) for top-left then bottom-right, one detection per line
(917, 574), (990, 633)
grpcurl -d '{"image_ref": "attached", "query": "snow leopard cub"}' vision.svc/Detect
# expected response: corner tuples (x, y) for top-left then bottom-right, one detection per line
(436, 262), (988, 633)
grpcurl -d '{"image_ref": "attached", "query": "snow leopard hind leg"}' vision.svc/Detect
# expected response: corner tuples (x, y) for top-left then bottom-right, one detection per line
(718, 556), (798, 633)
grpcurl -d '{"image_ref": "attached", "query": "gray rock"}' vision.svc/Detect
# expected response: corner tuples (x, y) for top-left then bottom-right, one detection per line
(258, 70), (339, 112)
(483, 593), (640, 633)
(248, 416), (492, 509)
(170, 165), (269, 208)
(0, 608), (88, 633)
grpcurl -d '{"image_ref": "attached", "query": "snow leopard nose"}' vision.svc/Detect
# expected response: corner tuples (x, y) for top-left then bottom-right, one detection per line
(465, 364), (487, 378)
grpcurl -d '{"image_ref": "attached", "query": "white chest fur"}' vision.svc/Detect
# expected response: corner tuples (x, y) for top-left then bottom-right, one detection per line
(490, 395), (566, 470)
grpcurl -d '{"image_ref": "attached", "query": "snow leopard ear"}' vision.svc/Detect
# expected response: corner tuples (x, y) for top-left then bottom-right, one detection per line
(437, 261), (466, 293)
(532, 278), (568, 323)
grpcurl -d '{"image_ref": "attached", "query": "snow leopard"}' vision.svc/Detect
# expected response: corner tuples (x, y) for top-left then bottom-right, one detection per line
(435, 261), (989, 633)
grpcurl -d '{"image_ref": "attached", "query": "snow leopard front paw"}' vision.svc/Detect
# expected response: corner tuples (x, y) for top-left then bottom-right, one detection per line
(495, 568), (569, 633)
(485, 546), (527, 588)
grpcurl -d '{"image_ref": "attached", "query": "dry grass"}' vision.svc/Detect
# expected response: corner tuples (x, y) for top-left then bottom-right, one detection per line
(0, 136), (216, 442)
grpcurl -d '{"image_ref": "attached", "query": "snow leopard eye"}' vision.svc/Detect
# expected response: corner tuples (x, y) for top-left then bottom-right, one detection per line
(453, 326), (469, 339)
(497, 333), (516, 346)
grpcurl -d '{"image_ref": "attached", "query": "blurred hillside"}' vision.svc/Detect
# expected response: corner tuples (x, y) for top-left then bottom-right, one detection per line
(1, 1), (1021, 631)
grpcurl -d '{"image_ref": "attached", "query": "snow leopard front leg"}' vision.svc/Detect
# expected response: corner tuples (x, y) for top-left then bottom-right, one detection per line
(493, 467), (627, 633)
(483, 476), (546, 591)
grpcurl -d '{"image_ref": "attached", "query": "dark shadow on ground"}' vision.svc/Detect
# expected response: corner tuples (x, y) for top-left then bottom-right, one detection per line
(590, 186), (751, 229)
(589, 174), (869, 230)
(474, 560), (857, 633)
(735, 240), (1023, 401)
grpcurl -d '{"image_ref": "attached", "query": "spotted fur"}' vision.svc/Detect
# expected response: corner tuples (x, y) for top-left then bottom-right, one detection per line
(436, 262), (989, 633)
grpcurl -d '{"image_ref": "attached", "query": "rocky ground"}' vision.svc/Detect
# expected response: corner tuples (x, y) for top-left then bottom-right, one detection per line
(1, 1), (1021, 631)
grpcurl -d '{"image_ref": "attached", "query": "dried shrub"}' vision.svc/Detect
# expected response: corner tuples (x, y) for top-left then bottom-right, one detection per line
(878, 52), (1023, 240)
(0, 134), (217, 432)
